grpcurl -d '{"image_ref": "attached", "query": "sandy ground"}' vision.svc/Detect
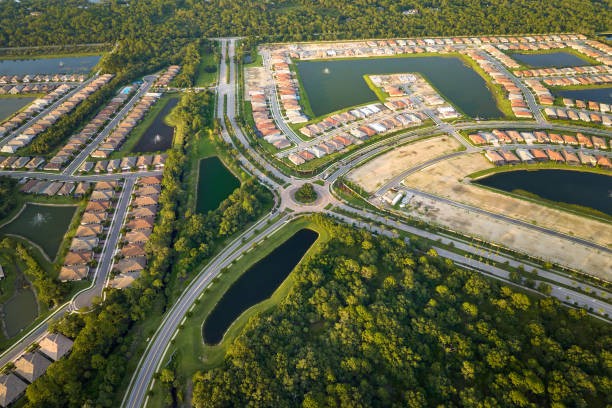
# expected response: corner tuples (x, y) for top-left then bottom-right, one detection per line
(244, 67), (272, 98)
(348, 135), (461, 192)
(402, 153), (612, 249)
(405, 194), (612, 280)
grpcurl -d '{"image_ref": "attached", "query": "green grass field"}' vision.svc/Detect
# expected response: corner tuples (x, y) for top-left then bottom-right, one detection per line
(195, 47), (220, 87)
(146, 217), (331, 408)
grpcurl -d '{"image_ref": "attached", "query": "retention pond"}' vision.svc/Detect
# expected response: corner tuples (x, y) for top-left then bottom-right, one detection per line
(0, 203), (77, 260)
(476, 169), (612, 217)
(0, 97), (35, 122)
(130, 98), (178, 154)
(196, 157), (240, 214)
(202, 228), (318, 345)
(553, 87), (612, 105)
(3, 288), (37, 338)
(510, 52), (588, 68)
(0, 55), (101, 75)
(296, 56), (503, 119)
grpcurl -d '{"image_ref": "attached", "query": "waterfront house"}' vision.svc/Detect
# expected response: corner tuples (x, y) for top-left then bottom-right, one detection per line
(529, 149), (548, 162)
(80, 212), (106, 225)
(14, 352), (51, 383)
(596, 155), (612, 169)
(484, 151), (504, 166)
(73, 182), (90, 197)
(561, 150), (579, 165)
(75, 224), (103, 238)
(86, 200), (110, 213)
(577, 152), (597, 166)
(64, 251), (93, 266)
(500, 150), (520, 165)
(516, 148), (535, 163)
(545, 149), (564, 162)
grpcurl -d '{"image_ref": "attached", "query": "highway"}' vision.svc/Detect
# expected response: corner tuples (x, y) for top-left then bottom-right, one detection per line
(122, 212), (286, 408)
(63, 75), (156, 175)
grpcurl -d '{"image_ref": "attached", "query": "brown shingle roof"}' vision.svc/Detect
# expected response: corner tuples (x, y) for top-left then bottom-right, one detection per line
(0, 373), (27, 406)
(14, 352), (51, 383)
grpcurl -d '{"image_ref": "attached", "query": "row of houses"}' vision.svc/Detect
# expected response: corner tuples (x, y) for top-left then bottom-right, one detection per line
(18, 179), (89, 197)
(0, 83), (61, 95)
(61, 181), (117, 280)
(482, 44), (521, 69)
(567, 41), (612, 66)
(79, 153), (167, 174)
(0, 85), (73, 139)
(45, 87), (134, 171)
(542, 74), (612, 87)
(0, 156), (45, 171)
(109, 175), (163, 289)
(467, 49), (533, 118)
(270, 53), (309, 124)
(562, 98), (611, 113)
(1, 74), (114, 154)
(91, 92), (161, 159)
(468, 129), (610, 149)
(485, 148), (611, 169)
(278, 34), (588, 61)
(248, 88), (291, 150)
(544, 106), (612, 125)
(154, 65), (180, 87)
(0, 333), (74, 407)
(523, 79), (554, 105)
(287, 135), (353, 165)
(513, 65), (611, 78)
(0, 74), (86, 84)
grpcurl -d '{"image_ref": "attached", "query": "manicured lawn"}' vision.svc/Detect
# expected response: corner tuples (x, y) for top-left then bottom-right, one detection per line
(146, 217), (331, 408)
(195, 47), (219, 87)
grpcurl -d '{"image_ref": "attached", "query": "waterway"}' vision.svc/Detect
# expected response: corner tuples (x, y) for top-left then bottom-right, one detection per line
(476, 169), (612, 216)
(196, 156), (240, 214)
(296, 56), (503, 118)
(0, 97), (35, 122)
(553, 87), (612, 105)
(0, 55), (101, 75)
(202, 228), (318, 344)
(130, 98), (178, 154)
(0, 203), (77, 260)
(510, 52), (588, 68)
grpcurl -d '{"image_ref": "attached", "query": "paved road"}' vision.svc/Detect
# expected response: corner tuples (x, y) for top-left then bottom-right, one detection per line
(122, 212), (286, 408)
(63, 76), (156, 175)
(71, 177), (136, 310)
(0, 169), (161, 182)
(0, 77), (98, 147)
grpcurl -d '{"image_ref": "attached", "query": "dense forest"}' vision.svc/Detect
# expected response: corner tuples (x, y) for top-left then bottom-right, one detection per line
(0, 176), (18, 221)
(192, 216), (612, 408)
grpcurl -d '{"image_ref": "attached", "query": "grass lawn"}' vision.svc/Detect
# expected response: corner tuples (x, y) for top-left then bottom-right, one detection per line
(146, 217), (331, 408)
(195, 46), (219, 87)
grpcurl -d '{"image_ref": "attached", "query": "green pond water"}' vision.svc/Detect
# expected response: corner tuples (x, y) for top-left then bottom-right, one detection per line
(203, 228), (318, 344)
(0, 55), (101, 75)
(0, 203), (77, 260)
(0, 97), (35, 122)
(296, 56), (503, 118)
(3, 289), (37, 338)
(510, 52), (588, 68)
(196, 157), (240, 214)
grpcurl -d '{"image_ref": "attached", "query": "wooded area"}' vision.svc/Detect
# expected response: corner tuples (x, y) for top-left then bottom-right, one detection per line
(192, 216), (612, 408)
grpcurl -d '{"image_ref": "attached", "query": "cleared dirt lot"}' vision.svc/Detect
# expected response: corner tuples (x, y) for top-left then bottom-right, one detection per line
(402, 152), (612, 249)
(405, 194), (612, 280)
(348, 135), (461, 192)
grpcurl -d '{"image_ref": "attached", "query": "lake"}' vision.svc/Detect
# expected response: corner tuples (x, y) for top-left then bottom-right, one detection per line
(553, 87), (612, 105)
(3, 289), (37, 338)
(0, 203), (77, 260)
(0, 55), (101, 75)
(0, 97), (35, 122)
(476, 169), (612, 216)
(202, 228), (318, 344)
(196, 156), (240, 214)
(130, 98), (178, 154)
(510, 52), (588, 68)
(296, 56), (504, 119)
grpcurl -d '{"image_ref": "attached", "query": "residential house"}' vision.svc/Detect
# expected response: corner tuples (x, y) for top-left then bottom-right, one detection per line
(14, 352), (51, 383)
(38, 333), (74, 361)
(64, 251), (93, 266)
(0, 373), (27, 407)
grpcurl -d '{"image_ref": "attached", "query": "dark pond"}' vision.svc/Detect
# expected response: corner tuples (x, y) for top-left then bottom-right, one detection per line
(130, 98), (178, 154)
(0, 56), (101, 75)
(553, 87), (612, 105)
(196, 156), (240, 214)
(0, 203), (77, 259)
(510, 52), (588, 68)
(476, 169), (612, 216)
(203, 228), (318, 344)
(296, 56), (503, 119)
(0, 97), (35, 121)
